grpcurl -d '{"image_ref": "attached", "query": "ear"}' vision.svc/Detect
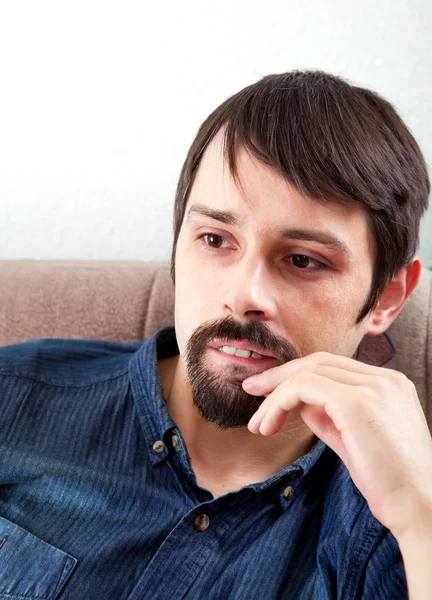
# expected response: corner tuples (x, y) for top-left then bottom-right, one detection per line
(364, 257), (422, 336)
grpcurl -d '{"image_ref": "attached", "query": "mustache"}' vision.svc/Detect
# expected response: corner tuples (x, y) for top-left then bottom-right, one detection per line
(186, 316), (301, 364)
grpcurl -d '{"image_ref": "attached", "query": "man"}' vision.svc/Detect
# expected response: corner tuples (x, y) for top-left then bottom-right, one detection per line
(1, 71), (431, 599)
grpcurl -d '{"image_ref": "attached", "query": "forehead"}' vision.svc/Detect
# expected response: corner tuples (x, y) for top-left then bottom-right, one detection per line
(185, 131), (375, 258)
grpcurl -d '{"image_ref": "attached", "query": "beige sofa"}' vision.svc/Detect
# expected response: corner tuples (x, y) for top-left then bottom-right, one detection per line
(0, 260), (431, 428)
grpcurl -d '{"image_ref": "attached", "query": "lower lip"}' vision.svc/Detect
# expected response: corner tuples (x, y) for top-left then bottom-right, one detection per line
(209, 347), (279, 367)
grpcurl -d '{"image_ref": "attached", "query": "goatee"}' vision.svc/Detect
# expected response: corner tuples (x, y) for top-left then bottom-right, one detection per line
(184, 316), (300, 429)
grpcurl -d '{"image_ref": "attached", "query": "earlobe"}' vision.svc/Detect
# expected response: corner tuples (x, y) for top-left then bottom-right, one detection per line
(365, 258), (422, 336)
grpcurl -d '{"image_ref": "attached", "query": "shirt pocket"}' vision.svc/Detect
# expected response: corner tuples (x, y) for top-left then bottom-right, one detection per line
(0, 516), (77, 599)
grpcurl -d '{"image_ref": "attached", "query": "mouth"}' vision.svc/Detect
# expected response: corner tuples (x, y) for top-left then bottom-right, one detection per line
(208, 339), (281, 367)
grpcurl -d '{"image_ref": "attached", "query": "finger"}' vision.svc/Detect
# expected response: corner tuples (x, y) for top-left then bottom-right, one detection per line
(248, 376), (305, 433)
(256, 404), (288, 436)
(303, 364), (372, 387)
(253, 372), (353, 436)
(299, 405), (348, 464)
(243, 356), (313, 396)
(244, 362), (369, 407)
(248, 373), (323, 434)
(243, 351), (386, 396)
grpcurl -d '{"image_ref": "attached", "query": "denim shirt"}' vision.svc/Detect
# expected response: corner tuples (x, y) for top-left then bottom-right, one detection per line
(0, 327), (407, 599)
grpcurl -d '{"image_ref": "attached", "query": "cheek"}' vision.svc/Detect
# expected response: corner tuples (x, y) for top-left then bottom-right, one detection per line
(279, 279), (366, 355)
(175, 240), (227, 309)
(175, 269), (220, 318)
(303, 275), (367, 319)
(173, 257), (220, 356)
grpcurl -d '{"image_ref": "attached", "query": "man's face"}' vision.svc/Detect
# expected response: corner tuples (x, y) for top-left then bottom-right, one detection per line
(174, 133), (376, 429)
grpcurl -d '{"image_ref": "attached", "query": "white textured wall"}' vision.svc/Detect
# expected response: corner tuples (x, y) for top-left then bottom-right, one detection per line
(0, 0), (431, 265)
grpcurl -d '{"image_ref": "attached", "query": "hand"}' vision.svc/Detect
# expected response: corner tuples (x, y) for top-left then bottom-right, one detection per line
(243, 352), (432, 538)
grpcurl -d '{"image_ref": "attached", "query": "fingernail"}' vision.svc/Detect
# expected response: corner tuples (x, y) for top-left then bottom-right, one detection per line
(248, 412), (260, 432)
(243, 375), (258, 386)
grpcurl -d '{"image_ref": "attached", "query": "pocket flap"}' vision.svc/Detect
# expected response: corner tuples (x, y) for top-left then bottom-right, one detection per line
(0, 517), (77, 599)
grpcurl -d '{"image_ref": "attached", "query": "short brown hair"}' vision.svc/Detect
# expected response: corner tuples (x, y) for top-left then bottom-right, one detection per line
(171, 70), (430, 322)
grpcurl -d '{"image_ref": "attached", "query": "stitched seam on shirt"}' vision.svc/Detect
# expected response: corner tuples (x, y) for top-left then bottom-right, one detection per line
(343, 511), (383, 597)
(53, 555), (78, 597)
(0, 593), (48, 599)
(351, 526), (389, 599)
(0, 369), (129, 388)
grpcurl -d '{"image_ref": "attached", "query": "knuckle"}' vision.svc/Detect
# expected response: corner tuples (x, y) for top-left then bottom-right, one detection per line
(358, 387), (377, 405)
(388, 369), (415, 394)
(292, 367), (311, 385)
(408, 378), (417, 393)
(388, 368), (408, 386)
(374, 375), (393, 394)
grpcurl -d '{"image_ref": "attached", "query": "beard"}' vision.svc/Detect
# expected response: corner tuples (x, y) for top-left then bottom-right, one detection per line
(184, 316), (300, 430)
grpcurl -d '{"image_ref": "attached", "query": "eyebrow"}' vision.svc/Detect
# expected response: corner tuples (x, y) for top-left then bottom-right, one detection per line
(186, 204), (351, 256)
(187, 205), (238, 226)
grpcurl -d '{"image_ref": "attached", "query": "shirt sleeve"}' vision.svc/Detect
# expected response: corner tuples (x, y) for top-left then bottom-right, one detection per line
(361, 529), (408, 599)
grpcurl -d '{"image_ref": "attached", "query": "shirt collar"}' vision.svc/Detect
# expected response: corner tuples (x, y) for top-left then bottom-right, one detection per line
(249, 437), (329, 494)
(129, 326), (395, 474)
(129, 326), (179, 466)
(128, 327), (331, 485)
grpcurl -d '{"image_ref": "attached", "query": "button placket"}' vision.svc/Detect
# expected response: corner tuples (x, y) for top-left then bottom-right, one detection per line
(171, 434), (181, 452)
(193, 514), (210, 532)
(283, 486), (295, 500)
(152, 440), (166, 454)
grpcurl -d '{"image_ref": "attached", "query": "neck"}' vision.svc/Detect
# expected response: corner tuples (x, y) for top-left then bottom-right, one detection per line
(158, 355), (317, 497)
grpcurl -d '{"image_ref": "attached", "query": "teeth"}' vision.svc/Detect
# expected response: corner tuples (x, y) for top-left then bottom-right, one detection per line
(219, 345), (264, 359)
(220, 345), (238, 355)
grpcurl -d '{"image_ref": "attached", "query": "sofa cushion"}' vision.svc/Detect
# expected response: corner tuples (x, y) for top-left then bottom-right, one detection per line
(0, 260), (430, 428)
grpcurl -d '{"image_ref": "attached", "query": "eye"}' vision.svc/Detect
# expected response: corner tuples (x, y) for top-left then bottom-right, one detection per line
(288, 254), (327, 271)
(292, 255), (311, 269)
(200, 233), (231, 249)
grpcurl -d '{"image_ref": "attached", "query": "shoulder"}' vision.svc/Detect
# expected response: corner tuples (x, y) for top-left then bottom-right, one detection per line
(0, 338), (143, 387)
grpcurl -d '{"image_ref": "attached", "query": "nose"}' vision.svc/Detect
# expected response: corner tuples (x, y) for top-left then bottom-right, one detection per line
(223, 257), (277, 321)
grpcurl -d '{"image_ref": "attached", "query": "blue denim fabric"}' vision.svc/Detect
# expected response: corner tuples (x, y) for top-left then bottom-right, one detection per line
(0, 327), (407, 599)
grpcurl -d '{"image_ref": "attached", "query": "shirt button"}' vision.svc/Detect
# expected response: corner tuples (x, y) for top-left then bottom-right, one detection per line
(152, 440), (166, 454)
(283, 486), (295, 500)
(193, 514), (210, 532)
(171, 435), (181, 451)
